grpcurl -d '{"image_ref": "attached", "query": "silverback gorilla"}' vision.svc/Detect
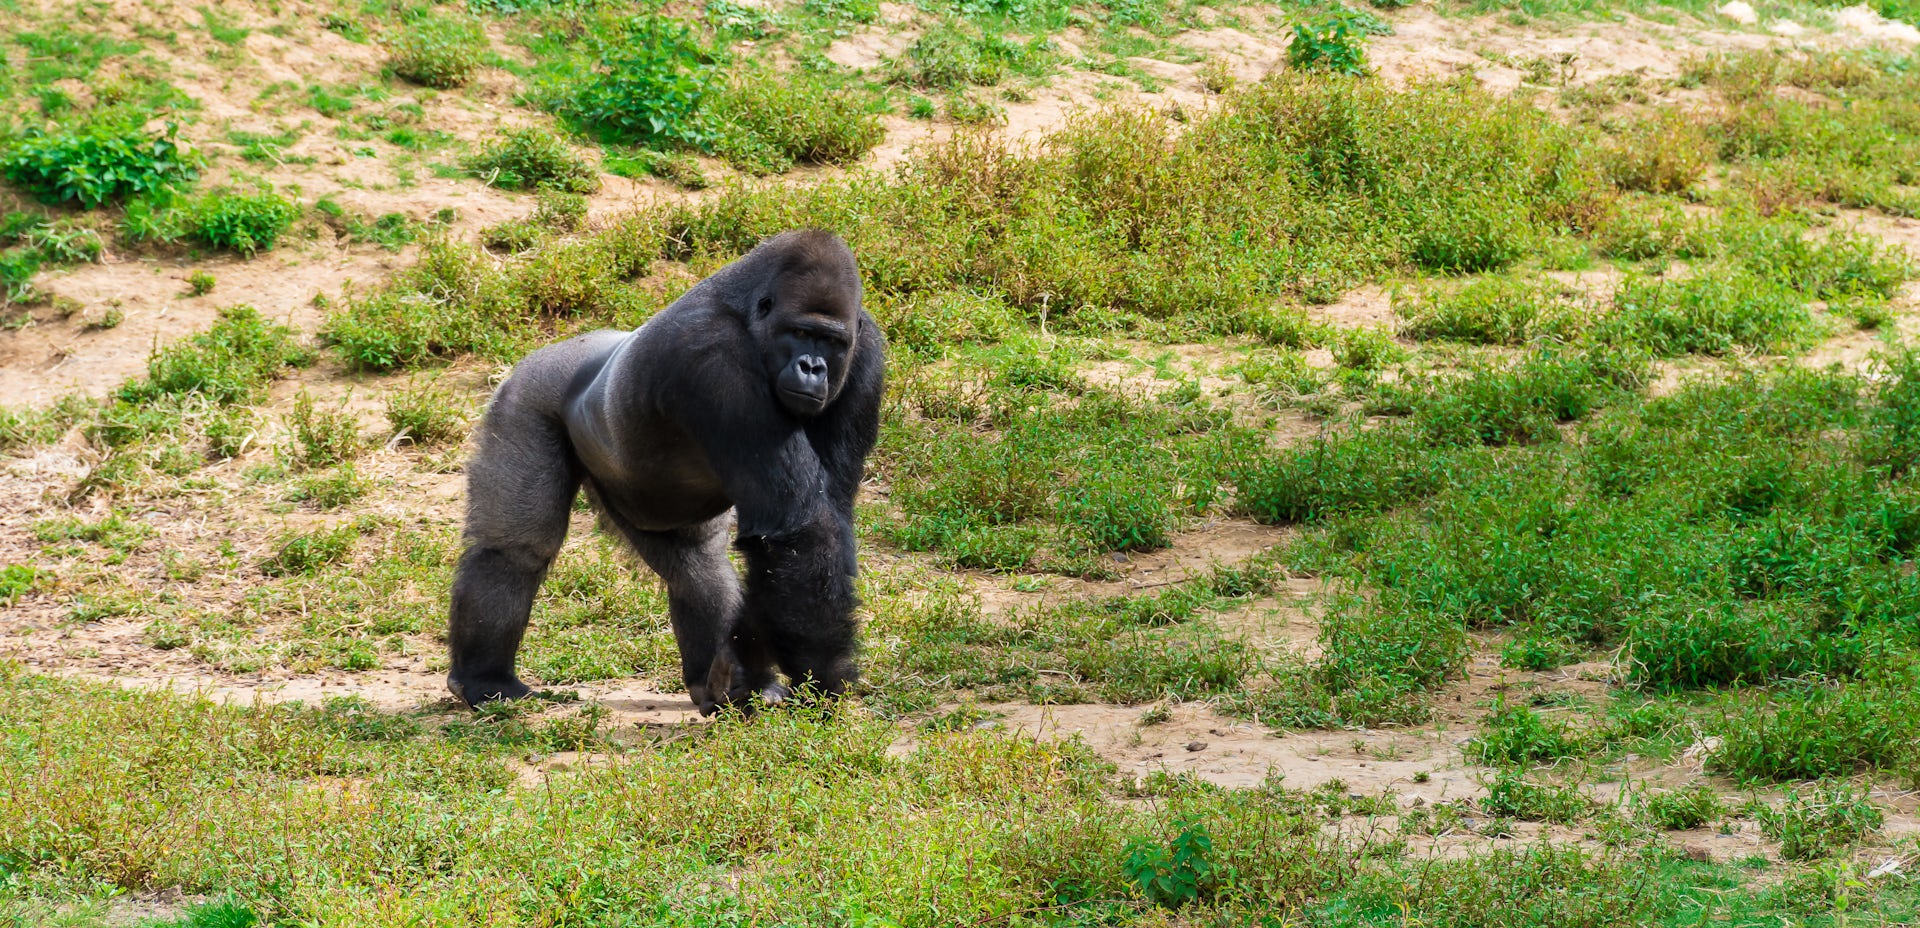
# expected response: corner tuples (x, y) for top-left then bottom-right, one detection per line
(446, 230), (884, 714)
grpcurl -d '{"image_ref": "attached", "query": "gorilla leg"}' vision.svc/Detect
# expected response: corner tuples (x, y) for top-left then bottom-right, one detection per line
(446, 402), (578, 707)
(738, 519), (860, 699)
(622, 517), (783, 714)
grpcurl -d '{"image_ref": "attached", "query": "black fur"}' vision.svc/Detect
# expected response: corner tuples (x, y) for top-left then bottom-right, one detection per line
(446, 230), (884, 714)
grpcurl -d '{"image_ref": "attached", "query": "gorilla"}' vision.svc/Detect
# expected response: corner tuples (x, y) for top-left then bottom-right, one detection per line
(445, 230), (884, 714)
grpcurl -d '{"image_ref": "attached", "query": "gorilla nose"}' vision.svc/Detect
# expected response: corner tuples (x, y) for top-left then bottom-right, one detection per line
(798, 355), (828, 379)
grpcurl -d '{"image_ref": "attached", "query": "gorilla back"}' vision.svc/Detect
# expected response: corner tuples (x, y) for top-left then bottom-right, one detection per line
(446, 230), (884, 713)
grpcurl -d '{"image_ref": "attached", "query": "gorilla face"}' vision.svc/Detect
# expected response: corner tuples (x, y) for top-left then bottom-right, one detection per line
(756, 271), (860, 418)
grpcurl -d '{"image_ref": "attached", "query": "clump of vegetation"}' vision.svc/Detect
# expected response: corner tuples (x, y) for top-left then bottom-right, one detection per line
(1397, 276), (1580, 346)
(118, 305), (313, 406)
(892, 21), (1054, 90)
(288, 463), (374, 509)
(287, 391), (361, 469)
(185, 187), (302, 255)
(548, 14), (714, 148)
(386, 13), (489, 89)
(463, 126), (601, 194)
(880, 374), (1235, 573)
(1634, 783), (1724, 831)
(186, 270), (216, 296)
(1287, 10), (1376, 76)
(261, 523), (360, 576)
(384, 378), (466, 445)
(1123, 816), (1218, 908)
(0, 120), (200, 207)
(707, 66), (884, 174)
(1601, 112), (1712, 194)
(1468, 699), (1586, 766)
(1481, 771), (1592, 823)
(1755, 782), (1884, 860)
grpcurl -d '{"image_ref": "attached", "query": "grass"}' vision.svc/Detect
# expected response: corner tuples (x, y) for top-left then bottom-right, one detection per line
(15, 670), (1920, 926)
(4, 15), (1920, 925)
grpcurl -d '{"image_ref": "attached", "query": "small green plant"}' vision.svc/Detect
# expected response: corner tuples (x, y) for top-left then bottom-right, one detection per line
(1332, 327), (1405, 371)
(552, 15), (714, 148)
(1634, 783), (1725, 831)
(0, 120), (201, 207)
(531, 190), (588, 233)
(1468, 698), (1586, 766)
(602, 148), (708, 188)
(289, 463), (373, 509)
(463, 126), (601, 194)
(260, 523), (359, 576)
(1756, 782), (1884, 860)
(118, 305), (313, 406)
(1123, 815), (1216, 908)
(288, 391), (361, 468)
(0, 564), (41, 605)
(386, 14), (488, 89)
(385, 378), (465, 445)
(204, 407), (254, 459)
(186, 270), (216, 296)
(1481, 771), (1592, 823)
(1288, 12), (1373, 76)
(186, 187), (301, 255)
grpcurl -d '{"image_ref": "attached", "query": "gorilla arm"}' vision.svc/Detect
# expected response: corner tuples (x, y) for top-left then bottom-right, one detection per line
(675, 367), (865, 696)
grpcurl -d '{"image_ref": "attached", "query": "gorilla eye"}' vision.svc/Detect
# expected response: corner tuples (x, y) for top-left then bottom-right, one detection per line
(755, 297), (773, 317)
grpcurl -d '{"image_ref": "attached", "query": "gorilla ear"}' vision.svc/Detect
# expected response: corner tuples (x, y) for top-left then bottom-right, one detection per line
(755, 296), (773, 318)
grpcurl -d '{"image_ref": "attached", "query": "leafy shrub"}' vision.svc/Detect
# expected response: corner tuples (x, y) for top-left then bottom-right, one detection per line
(1468, 699), (1585, 766)
(185, 187), (301, 255)
(1315, 599), (1468, 724)
(1408, 192), (1532, 274)
(1481, 771), (1592, 823)
(1755, 781), (1883, 860)
(1331, 327), (1405, 371)
(1592, 195), (1709, 261)
(386, 14), (488, 89)
(1386, 348), (1641, 446)
(1398, 276), (1578, 346)
(289, 464), (373, 509)
(1288, 12), (1371, 76)
(187, 270), (216, 296)
(893, 23), (1052, 89)
(1601, 112), (1712, 194)
(463, 126), (601, 193)
(1607, 273), (1814, 357)
(1123, 816), (1216, 908)
(1234, 424), (1449, 523)
(118, 305), (313, 406)
(1634, 784), (1724, 831)
(1711, 679), (1920, 782)
(385, 378), (466, 445)
(1862, 346), (1920, 474)
(1622, 601), (1826, 688)
(708, 66), (884, 173)
(552, 15), (714, 148)
(0, 120), (200, 207)
(288, 391), (361, 468)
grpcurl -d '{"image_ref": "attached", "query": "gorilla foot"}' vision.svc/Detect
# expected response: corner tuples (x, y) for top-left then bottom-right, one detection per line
(695, 680), (793, 717)
(448, 673), (531, 708)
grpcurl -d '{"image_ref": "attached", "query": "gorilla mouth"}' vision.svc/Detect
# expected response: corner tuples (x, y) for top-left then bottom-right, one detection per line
(779, 389), (829, 416)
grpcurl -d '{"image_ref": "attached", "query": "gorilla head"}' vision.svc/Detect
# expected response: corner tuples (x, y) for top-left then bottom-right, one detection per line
(751, 234), (865, 418)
